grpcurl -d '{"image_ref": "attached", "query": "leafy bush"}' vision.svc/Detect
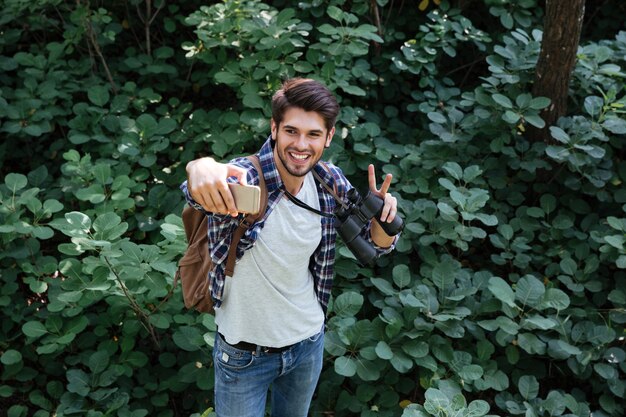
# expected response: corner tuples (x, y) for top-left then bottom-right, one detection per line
(1, 1), (625, 416)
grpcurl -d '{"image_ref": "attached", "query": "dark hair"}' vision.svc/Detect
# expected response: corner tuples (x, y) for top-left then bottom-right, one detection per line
(271, 78), (340, 133)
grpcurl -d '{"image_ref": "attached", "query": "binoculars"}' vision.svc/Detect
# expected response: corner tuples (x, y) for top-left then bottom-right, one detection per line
(335, 188), (404, 265)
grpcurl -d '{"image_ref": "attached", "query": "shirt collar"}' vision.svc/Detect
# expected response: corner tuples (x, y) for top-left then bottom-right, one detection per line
(256, 135), (282, 193)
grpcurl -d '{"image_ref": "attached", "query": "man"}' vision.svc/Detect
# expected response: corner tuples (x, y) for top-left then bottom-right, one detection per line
(181, 78), (399, 417)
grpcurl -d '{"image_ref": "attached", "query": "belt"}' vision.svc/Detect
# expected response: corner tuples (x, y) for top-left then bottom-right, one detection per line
(218, 333), (293, 354)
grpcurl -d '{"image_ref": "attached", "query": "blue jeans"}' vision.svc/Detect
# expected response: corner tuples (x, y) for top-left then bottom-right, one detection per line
(213, 330), (324, 417)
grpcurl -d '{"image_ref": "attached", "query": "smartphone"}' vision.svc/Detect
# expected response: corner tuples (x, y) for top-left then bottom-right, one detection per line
(228, 183), (261, 214)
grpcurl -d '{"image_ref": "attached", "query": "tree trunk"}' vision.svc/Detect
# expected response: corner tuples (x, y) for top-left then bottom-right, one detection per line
(528, 0), (585, 143)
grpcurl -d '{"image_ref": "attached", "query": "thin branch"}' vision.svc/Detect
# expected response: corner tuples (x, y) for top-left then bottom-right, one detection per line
(145, 0), (152, 55)
(103, 256), (161, 349)
(84, 20), (119, 93)
(370, 0), (384, 36)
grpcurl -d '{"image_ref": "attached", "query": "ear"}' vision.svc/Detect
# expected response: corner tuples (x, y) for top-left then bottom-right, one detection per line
(325, 127), (335, 148)
(270, 119), (277, 137)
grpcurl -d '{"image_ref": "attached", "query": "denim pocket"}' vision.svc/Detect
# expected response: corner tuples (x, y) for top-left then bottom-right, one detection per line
(307, 330), (324, 343)
(214, 337), (255, 371)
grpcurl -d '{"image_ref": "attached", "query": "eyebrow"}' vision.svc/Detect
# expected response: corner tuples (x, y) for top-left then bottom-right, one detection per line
(282, 124), (325, 135)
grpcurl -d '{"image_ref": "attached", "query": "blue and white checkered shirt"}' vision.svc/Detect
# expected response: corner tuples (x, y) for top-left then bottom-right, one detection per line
(180, 136), (396, 313)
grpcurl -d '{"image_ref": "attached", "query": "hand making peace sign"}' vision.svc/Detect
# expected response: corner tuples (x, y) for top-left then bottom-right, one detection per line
(368, 164), (398, 224)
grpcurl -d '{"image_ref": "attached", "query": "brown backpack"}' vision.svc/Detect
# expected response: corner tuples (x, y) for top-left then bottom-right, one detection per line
(175, 155), (268, 313)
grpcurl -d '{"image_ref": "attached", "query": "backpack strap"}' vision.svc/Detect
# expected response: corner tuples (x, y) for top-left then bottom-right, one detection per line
(224, 155), (267, 277)
(313, 162), (347, 210)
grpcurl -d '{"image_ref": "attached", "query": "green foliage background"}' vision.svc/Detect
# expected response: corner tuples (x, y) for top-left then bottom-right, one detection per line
(1, 0), (626, 416)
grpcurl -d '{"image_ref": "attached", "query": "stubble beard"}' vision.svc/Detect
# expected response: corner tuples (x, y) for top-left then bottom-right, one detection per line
(277, 146), (321, 178)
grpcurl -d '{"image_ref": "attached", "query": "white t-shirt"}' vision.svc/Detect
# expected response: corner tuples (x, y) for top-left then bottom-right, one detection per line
(214, 172), (325, 347)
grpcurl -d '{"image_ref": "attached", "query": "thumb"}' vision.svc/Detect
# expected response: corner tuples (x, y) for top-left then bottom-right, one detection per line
(227, 164), (248, 186)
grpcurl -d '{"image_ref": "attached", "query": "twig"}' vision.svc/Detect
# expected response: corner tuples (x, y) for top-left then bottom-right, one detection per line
(84, 20), (119, 93)
(370, 0), (384, 36)
(137, 0), (166, 56)
(103, 256), (161, 349)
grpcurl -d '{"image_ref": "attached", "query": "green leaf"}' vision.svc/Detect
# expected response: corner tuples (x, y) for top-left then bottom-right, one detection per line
(594, 363), (617, 380)
(540, 194), (557, 214)
(243, 94), (264, 109)
(371, 277), (395, 296)
(467, 400), (490, 416)
(488, 277), (517, 308)
(93, 164), (111, 185)
(518, 375), (539, 399)
(424, 388), (449, 410)
(43, 199), (63, 214)
(0, 385), (14, 398)
(547, 339), (581, 359)
(65, 211), (92, 232)
(214, 71), (240, 85)
(463, 166), (482, 183)
(5, 173), (27, 192)
(529, 97), (550, 110)
(432, 261), (455, 290)
(375, 341), (393, 360)
(333, 291), (364, 316)
(88, 85), (110, 106)
(88, 350), (110, 374)
(459, 364), (483, 381)
(549, 126), (570, 143)
(7, 405), (28, 417)
(552, 214), (574, 230)
(492, 94), (513, 108)
(327, 5), (344, 22)
(67, 369), (90, 396)
(402, 340), (429, 358)
(427, 112), (447, 124)
(22, 321), (48, 338)
(560, 258), (577, 275)
(607, 216), (626, 232)
(334, 356), (357, 377)
(393, 264), (411, 288)
(1, 350), (22, 365)
(515, 275), (545, 307)
(390, 350), (413, 373)
(524, 114), (545, 128)
(584, 96), (603, 117)
(605, 235), (625, 250)
(522, 315), (556, 330)
(340, 84), (366, 96)
(442, 162), (463, 180)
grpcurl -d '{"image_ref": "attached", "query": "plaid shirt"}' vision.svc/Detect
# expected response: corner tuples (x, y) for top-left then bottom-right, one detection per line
(180, 137), (396, 313)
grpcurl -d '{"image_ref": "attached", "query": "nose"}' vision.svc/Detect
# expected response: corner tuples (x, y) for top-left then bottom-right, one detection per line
(294, 133), (307, 148)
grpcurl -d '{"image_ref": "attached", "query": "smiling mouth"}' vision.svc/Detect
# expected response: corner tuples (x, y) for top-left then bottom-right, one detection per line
(289, 152), (310, 161)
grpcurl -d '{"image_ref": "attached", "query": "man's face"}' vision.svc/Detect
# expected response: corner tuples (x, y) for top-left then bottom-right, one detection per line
(272, 107), (334, 180)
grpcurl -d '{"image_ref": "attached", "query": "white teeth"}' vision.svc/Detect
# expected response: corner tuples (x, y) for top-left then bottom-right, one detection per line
(290, 153), (309, 160)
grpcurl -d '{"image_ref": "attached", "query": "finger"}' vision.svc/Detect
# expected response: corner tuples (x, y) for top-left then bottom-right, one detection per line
(368, 164), (377, 191)
(228, 164), (249, 186)
(379, 201), (391, 222)
(208, 184), (229, 214)
(381, 195), (397, 223)
(190, 183), (209, 210)
(220, 184), (240, 217)
(379, 173), (393, 195)
(195, 187), (215, 213)
(387, 194), (398, 223)
(385, 206), (397, 223)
